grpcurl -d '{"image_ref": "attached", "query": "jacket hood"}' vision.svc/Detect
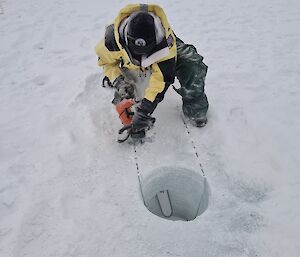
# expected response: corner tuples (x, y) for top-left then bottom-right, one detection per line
(113, 4), (172, 66)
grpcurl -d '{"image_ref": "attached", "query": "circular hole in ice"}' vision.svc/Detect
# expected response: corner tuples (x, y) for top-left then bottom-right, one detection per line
(141, 166), (210, 221)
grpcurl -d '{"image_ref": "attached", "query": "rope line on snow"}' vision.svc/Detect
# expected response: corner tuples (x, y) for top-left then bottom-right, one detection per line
(133, 144), (146, 205)
(193, 176), (207, 220)
(179, 106), (206, 177)
(178, 106), (207, 220)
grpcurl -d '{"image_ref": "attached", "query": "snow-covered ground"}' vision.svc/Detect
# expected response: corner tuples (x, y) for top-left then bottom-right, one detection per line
(1, 0), (300, 256)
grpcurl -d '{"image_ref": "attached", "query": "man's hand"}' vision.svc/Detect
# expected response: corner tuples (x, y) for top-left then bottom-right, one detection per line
(117, 107), (155, 143)
(112, 76), (135, 104)
(117, 98), (156, 143)
(131, 107), (155, 132)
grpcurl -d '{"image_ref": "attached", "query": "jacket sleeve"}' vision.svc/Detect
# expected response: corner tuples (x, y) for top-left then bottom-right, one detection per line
(95, 25), (122, 83)
(142, 31), (177, 112)
(141, 56), (176, 114)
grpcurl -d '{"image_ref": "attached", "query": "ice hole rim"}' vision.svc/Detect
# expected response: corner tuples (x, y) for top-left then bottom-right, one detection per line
(140, 166), (210, 222)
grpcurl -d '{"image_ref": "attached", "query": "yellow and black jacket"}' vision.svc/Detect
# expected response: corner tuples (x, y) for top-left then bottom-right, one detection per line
(95, 4), (177, 113)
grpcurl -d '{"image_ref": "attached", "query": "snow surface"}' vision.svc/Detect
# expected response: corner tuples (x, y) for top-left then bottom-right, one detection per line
(1, 0), (300, 256)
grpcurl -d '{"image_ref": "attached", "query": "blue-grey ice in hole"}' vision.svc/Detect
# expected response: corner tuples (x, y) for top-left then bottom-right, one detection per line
(141, 166), (210, 221)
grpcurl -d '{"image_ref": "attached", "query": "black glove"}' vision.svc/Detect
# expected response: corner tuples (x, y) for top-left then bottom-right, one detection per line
(131, 98), (157, 132)
(111, 76), (135, 104)
(117, 99), (156, 142)
(131, 107), (155, 133)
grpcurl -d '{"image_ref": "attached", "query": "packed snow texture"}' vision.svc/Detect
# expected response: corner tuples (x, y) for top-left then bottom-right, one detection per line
(1, 0), (300, 256)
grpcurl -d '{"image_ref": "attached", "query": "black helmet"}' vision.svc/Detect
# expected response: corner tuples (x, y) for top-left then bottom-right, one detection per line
(126, 11), (156, 55)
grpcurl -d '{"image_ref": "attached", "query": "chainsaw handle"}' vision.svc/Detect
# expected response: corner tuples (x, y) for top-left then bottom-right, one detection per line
(118, 125), (132, 134)
(117, 125), (132, 143)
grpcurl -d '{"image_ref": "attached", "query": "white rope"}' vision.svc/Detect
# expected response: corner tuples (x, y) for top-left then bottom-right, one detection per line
(133, 143), (146, 206)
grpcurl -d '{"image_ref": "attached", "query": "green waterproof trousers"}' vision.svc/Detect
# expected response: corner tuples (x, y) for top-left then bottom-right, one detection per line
(174, 37), (209, 121)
